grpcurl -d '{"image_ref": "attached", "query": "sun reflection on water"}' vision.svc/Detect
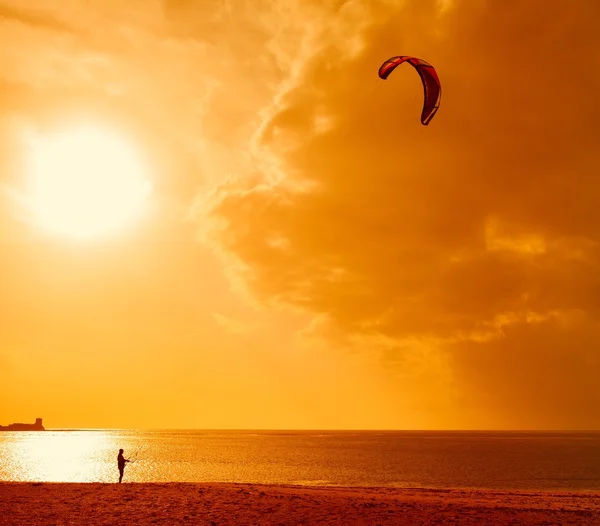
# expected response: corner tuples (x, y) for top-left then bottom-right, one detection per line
(0, 431), (131, 482)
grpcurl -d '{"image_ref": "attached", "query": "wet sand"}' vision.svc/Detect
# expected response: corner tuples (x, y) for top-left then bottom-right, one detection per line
(1, 482), (599, 525)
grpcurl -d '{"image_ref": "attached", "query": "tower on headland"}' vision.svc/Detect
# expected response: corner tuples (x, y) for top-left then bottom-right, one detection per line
(0, 418), (46, 431)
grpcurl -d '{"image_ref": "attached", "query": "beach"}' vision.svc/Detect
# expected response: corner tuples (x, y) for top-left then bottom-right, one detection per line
(1, 482), (599, 525)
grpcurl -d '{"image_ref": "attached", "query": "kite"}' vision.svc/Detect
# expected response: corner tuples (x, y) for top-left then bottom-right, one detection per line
(378, 56), (441, 125)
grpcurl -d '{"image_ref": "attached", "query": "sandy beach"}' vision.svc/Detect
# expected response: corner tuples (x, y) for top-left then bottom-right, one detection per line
(1, 482), (599, 525)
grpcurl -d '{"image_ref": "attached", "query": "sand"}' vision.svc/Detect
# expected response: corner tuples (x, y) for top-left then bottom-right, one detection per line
(1, 482), (599, 525)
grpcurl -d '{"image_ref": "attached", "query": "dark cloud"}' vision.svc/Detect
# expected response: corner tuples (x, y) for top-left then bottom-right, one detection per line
(451, 316), (600, 429)
(205, 0), (600, 426)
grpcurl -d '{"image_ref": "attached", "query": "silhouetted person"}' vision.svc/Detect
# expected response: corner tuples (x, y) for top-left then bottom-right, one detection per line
(117, 448), (130, 483)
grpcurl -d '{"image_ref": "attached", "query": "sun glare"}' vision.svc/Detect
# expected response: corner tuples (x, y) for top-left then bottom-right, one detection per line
(26, 125), (152, 239)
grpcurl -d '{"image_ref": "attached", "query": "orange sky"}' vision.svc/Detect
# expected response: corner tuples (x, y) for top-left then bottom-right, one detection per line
(1, 0), (600, 430)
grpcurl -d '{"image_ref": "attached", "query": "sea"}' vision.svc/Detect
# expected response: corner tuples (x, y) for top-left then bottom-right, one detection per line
(1, 430), (600, 490)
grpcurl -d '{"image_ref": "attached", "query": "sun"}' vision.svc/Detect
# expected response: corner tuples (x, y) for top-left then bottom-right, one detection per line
(26, 125), (152, 240)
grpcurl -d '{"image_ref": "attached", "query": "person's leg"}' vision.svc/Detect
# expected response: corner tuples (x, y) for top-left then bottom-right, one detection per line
(119, 468), (123, 483)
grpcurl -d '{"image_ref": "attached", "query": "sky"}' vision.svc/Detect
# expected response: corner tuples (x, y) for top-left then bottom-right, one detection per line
(1, 0), (600, 430)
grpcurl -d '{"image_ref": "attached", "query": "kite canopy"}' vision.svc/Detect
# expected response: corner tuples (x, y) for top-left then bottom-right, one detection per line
(378, 56), (441, 125)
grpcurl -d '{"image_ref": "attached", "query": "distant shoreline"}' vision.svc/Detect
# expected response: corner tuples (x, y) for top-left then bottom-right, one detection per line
(1, 482), (598, 525)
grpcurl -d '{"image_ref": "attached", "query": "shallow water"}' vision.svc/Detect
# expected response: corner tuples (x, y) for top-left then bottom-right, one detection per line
(1, 430), (599, 490)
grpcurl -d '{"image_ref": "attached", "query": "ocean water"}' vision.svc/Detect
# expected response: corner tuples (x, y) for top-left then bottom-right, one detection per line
(1, 430), (599, 490)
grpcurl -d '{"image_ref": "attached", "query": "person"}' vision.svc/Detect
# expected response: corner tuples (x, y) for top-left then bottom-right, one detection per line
(117, 448), (130, 483)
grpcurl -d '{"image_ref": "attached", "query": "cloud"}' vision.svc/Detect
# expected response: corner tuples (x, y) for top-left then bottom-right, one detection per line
(0, 2), (76, 34)
(200, 0), (600, 427)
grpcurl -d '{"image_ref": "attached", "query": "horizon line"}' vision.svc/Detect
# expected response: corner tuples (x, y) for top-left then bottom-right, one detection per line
(36, 427), (600, 433)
